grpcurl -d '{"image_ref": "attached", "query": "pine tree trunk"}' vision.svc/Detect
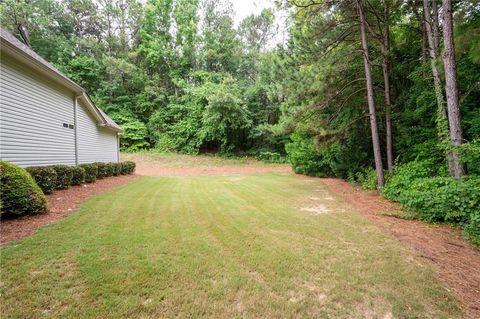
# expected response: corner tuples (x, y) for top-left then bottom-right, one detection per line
(357, 0), (385, 188)
(442, 0), (465, 178)
(382, 0), (393, 173)
(431, 0), (441, 54)
(422, 0), (455, 174)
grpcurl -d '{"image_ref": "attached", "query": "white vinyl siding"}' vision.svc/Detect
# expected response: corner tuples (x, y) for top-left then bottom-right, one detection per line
(0, 55), (75, 167)
(77, 101), (118, 164)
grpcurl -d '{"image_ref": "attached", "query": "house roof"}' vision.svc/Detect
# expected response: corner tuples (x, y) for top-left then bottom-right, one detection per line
(0, 27), (123, 133)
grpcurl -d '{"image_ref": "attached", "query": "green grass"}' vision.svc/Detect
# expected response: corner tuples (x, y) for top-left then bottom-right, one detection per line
(1, 173), (462, 318)
(121, 152), (285, 168)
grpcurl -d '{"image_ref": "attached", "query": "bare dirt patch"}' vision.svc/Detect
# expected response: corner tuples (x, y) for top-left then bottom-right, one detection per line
(320, 177), (480, 319)
(1, 175), (138, 245)
(300, 205), (331, 214)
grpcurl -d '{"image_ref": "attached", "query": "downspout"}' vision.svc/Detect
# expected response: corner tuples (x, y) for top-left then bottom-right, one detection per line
(73, 95), (80, 165)
(117, 134), (120, 163)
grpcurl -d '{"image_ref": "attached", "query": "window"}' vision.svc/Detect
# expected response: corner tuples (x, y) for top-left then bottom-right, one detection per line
(63, 123), (69, 128)
(69, 124), (74, 129)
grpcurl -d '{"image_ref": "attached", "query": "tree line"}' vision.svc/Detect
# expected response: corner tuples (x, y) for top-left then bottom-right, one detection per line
(1, 0), (479, 186)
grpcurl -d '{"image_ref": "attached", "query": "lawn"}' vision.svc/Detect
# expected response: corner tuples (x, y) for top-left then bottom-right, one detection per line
(0, 173), (462, 318)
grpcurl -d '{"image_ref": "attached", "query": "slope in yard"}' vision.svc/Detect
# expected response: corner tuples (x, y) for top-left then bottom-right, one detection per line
(0, 172), (462, 318)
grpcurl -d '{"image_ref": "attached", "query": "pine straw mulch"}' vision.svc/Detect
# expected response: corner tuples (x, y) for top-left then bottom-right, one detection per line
(320, 177), (480, 319)
(1, 175), (138, 246)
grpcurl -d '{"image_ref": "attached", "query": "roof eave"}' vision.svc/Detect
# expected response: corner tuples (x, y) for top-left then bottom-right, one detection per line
(1, 38), (84, 94)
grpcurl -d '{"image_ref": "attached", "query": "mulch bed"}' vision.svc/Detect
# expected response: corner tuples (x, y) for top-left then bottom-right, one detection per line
(320, 177), (480, 319)
(1, 175), (138, 246)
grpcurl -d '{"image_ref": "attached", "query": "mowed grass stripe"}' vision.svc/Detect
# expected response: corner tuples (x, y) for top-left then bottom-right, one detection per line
(1, 174), (462, 318)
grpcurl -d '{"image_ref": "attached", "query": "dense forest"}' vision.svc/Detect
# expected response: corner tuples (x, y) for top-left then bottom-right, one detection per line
(1, 1), (479, 239)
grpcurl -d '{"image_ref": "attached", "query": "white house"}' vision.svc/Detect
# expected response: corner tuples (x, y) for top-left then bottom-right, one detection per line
(0, 28), (122, 167)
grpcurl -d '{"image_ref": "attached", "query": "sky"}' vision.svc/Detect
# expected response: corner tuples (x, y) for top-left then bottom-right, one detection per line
(231, 0), (289, 46)
(231, 0), (275, 26)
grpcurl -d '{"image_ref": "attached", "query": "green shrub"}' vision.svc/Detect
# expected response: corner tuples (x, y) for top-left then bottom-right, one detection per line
(354, 167), (377, 190)
(26, 166), (57, 194)
(0, 161), (47, 216)
(121, 161), (136, 174)
(71, 166), (86, 185)
(395, 176), (480, 244)
(285, 133), (333, 177)
(382, 160), (437, 200)
(113, 163), (122, 176)
(49, 165), (73, 189)
(105, 163), (116, 177)
(400, 177), (480, 225)
(94, 162), (108, 178)
(464, 210), (480, 246)
(79, 164), (97, 183)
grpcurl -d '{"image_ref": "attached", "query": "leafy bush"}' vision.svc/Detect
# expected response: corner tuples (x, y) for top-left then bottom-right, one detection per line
(49, 165), (74, 189)
(121, 161), (136, 174)
(105, 163), (116, 177)
(355, 167), (378, 190)
(79, 164), (97, 183)
(71, 166), (86, 185)
(464, 210), (480, 246)
(394, 176), (480, 245)
(94, 162), (108, 178)
(113, 163), (122, 176)
(26, 166), (57, 194)
(0, 161), (47, 216)
(382, 160), (437, 200)
(285, 133), (333, 177)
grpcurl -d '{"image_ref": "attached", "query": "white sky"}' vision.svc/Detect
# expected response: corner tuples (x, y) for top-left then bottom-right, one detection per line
(231, 0), (275, 26)
(231, 0), (289, 46)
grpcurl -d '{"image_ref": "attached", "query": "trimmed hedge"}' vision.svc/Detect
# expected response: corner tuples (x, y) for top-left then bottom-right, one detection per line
(0, 161), (47, 216)
(113, 163), (122, 176)
(71, 166), (86, 185)
(26, 166), (57, 194)
(105, 163), (116, 177)
(50, 165), (73, 189)
(94, 162), (108, 178)
(79, 163), (97, 183)
(121, 161), (136, 174)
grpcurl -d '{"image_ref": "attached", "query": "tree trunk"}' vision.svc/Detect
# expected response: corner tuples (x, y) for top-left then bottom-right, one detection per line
(432, 0), (441, 54)
(442, 0), (465, 178)
(357, 0), (385, 188)
(421, 11), (428, 65)
(381, 0), (393, 173)
(422, 0), (455, 174)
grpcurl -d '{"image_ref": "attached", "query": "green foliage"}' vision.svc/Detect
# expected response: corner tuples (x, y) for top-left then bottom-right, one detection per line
(79, 164), (97, 183)
(382, 161), (437, 200)
(0, 161), (47, 216)
(121, 161), (136, 174)
(464, 210), (480, 246)
(285, 133), (332, 177)
(94, 162), (108, 178)
(71, 166), (86, 186)
(26, 166), (57, 194)
(105, 163), (116, 177)
(355, 167), (378, 190)
(110, 110), (149, 151)
(49, 165), (73, 189)
(393, 176), (480, 244)
(113, 163), (123, 176)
